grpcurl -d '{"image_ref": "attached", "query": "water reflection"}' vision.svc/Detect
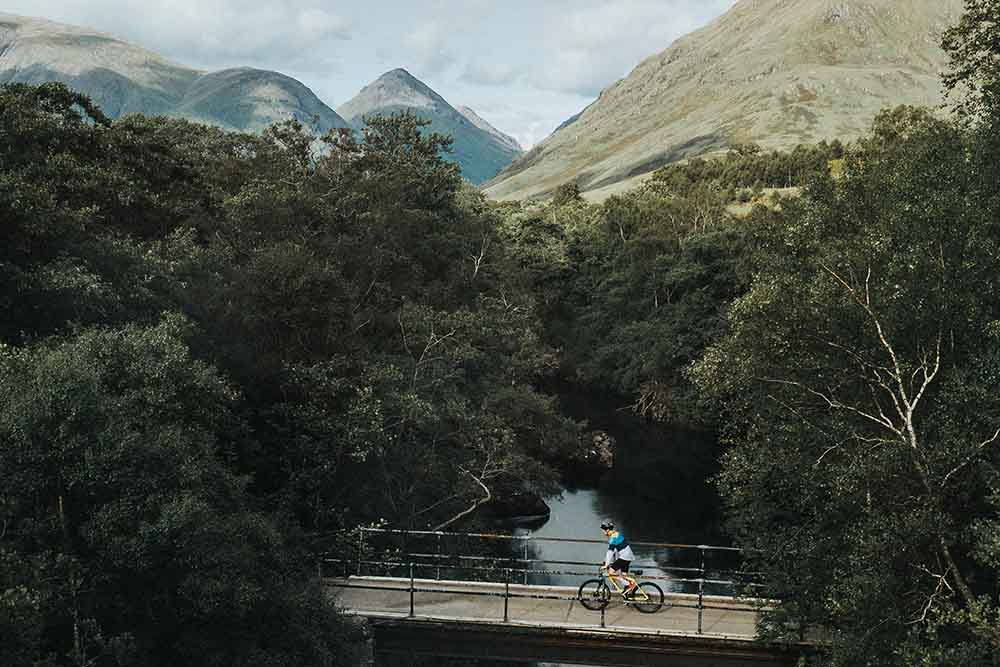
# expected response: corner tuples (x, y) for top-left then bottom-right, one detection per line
(516, 490), (739, 595)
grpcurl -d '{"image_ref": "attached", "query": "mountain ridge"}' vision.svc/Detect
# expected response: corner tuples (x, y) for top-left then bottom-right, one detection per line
(337, 68), (523, 185)
(0, 11), (350, 134)
(456, 105), (523, 154)
(1, 16), (522, 184)
(485, 0), (965, 201)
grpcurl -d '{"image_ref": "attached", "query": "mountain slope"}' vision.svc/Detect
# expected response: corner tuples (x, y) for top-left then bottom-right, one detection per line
(0, 12), (349, 134)
(457, 105), (523, 154)
(485, 0), (964, 201)
(338, 69), (523, 185)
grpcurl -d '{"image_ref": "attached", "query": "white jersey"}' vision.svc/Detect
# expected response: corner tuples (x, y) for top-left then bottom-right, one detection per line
(604, 531), (635, 566)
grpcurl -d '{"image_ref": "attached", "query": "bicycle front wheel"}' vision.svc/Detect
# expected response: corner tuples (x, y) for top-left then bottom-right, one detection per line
(578, 578), (610, 610)
(632, 581), (664, 613)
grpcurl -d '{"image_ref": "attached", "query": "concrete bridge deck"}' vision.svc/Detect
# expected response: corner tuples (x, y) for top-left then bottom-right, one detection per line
(328, 576), (761, 638)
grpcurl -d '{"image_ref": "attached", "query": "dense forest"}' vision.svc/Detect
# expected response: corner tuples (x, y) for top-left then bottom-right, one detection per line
(2, 1), (999, 665)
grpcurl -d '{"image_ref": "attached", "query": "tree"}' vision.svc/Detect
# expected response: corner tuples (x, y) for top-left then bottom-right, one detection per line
(550, 181), (583, 207)
(693, 108), (1000, 663)
(0, 317), (357, 666)
(1, 83), (584, 661)
(942, 0), (1000, 121)
(533, 182), (748, 426)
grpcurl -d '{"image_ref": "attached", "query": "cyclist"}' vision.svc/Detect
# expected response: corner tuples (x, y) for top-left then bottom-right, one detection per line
(600, 520), (638, 599)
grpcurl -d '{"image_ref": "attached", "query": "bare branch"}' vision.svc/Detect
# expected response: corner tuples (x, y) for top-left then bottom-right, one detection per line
(940, 426), (1000, 487)
(470, 234), (489, 280)
(354, 276), (379, 313)
(908, 333), (942, 420)
(908, 565), (952, 625)
(412, 327), (457, 388)
(411, 492), (463, 518)
(816, 443), (842, 466)
(763, 378), (901, 434)
(979, 427), (1000, 450)
(819, 262), (911, 407)
(430, 468), (493, 532)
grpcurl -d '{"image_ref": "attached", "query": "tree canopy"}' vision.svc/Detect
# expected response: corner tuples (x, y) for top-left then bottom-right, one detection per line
(3, 3), (999, 664)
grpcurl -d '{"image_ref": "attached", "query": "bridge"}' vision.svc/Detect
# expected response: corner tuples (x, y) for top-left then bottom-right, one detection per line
(322, 528), (811, 665)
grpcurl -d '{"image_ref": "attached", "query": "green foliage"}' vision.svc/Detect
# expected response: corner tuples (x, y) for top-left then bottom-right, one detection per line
(0, 84), (576, 663)
(0, 83), (220, 344)
(644, 140), (843, 199)
(550, 181), (583, 207)
(942, 0), (1000, 121)
(502, 178), (751, 425)
(0, 318), (358, 665)
(7, 9), (1000, 660)
(692, 106), (1000, 662)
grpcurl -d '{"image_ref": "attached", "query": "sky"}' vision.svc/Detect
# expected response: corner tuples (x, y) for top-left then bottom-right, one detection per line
(6, 0), (739, 148)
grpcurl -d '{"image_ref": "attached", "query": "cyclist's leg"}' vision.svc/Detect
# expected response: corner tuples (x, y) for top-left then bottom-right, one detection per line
(610, 560), (635, 595)
(618, 561), (638, 594)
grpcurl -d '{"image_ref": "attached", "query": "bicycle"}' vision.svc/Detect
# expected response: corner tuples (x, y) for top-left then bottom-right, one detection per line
(578, 566), (666, 613)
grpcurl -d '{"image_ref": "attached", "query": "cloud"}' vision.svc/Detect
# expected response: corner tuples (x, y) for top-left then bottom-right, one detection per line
(7, 0), (352, 73)
(403, 22), (457, 76)
(529, 0), (735, 96)
(530, 48), (625, 98)
(460, 62), (525, 87)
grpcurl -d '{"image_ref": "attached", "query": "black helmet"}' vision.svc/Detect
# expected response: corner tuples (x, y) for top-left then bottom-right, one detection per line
(600, 520), (614, 531)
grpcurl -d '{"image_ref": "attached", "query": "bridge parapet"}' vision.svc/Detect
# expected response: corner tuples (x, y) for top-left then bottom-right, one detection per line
(321, 528), (770, 639)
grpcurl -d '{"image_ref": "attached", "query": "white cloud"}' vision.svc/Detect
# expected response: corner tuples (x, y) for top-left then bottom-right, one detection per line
(460, 62), (525, 87)
(403, 22), (457, 76)
(8, 0), (351, 72)
(529, 0), (734, 96)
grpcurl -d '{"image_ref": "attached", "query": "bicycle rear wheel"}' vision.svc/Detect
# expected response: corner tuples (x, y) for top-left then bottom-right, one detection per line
(578, 579), (610, 610)
(632, 581), (664, 613)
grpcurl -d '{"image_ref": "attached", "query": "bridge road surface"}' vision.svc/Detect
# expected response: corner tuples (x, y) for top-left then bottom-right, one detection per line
(327, 576), (761, 638)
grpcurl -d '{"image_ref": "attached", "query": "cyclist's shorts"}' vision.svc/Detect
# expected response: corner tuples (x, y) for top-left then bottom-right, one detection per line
(610, 559), (631, 573)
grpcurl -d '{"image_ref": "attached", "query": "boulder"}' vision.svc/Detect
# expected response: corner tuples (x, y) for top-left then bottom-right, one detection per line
(482, 492), (551, 526)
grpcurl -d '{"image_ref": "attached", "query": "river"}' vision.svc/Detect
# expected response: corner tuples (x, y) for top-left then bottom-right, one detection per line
(511, 392), (736, 593)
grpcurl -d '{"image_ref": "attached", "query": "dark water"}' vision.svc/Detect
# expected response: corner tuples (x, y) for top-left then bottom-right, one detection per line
(550, 386), (728, 543)
(508, 389), (739, 597)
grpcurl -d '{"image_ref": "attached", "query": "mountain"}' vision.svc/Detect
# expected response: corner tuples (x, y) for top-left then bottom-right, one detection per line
(0, 12), (349, 134)
(456, 105), (523, 154)
(337, 69), (523, 185)
(485, 0), (964, 202)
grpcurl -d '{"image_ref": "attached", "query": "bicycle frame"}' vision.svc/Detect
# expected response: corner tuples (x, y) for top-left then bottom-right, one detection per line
(600, 568), (648, 601)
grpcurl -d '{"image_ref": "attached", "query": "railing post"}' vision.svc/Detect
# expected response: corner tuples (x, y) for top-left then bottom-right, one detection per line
(504, 568), (510, 622)
(522, 538), (529, 585)
(409, 562), (415, 618)
(358, 528), (366, 576)
(697, 546), (706, 635)
(436, 533), (442, 580)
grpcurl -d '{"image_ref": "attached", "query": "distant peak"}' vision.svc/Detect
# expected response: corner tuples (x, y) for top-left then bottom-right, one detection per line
(384, 67), (416, 79)
(457, 105), (523, 153)
(338, 68), (450, 121)
(374, 67), (435, 93)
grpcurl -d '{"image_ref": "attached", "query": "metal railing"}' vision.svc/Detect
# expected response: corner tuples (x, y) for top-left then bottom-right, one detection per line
(320, 528), (765, 636)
